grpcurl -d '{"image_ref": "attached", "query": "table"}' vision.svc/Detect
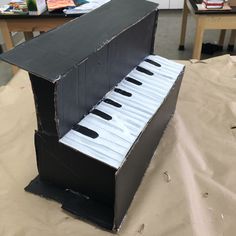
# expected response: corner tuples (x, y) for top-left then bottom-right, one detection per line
(179, 0), (236, 59)
(0, 12), (82, 73)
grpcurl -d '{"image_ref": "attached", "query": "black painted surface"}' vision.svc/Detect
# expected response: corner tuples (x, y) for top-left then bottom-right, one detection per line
(29, 73), (58, 135)
(25, 177), (114, 230)
(0, 0), (158, 81)
(56, 64), (87, 137)
(26, 7), (157, 138)
(114, 70), (184, 229)
(34, 131), (117, 207)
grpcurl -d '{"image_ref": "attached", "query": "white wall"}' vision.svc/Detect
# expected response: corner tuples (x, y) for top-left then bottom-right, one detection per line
(169, 0), (184, 9)
(156, 0), (170, 9)
(0, 0), (11, 5)
(147, 0), (184, 9)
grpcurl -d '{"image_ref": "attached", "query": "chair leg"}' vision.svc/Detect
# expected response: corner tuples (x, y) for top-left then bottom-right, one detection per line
(24, 32), (34, 41)
(192, 17), (205, 60)
(218, 29), (226, 50)
(179, 0), (189, 51)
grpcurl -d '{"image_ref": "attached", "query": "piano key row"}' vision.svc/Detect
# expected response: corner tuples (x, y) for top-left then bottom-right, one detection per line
(60, 55), (184, 169)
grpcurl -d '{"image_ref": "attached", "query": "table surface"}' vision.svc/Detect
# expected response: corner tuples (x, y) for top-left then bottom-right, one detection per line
(0, 9), (83, 19)
(189, 0), (236, 14)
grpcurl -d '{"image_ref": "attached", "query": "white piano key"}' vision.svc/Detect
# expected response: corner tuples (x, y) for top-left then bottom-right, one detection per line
(114, 86), (159, 110)
(129, 70), (173, 88)
(117, 84), (163, 107)
(145, 59), (181, 75)
(120, 79), (166, 99)
(144, 58), (182, 75)
(79, 118), (131, 149)
(110, 91), (157, 114)
(139, 61), (178, 78)
(99, 101), (148, 123)
(107, 92), (154, 115)
(124, 76), (168, 96)
(127, 75), (172, 95)
(137, 63), (177, 81)
(104, 98), (151, 120)
(147, 55), (184, 71)
(69, 130), (125, 159)
(60, 135), (121, 168)
(88, 109), (138, 137)
(80, 113), (136, 144)
(97, 103), (144, 130)
(127, 74), (173, 98)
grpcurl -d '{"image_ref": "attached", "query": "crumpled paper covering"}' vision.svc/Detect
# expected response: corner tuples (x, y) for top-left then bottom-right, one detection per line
(0, 55), (236, 236)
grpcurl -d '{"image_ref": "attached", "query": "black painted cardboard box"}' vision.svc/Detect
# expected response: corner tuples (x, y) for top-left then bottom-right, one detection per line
(0, 0), (184, 231)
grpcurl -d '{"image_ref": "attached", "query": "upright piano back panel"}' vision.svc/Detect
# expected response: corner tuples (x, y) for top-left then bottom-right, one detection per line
(56, 12), (157, 137)
(0, 0), (158, 138)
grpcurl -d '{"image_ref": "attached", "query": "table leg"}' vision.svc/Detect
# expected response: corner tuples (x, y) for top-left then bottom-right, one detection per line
(179, 0), (189, 50)
(192, 17), (205, 60)
(0, 20), (18, 74)
(0, 20), (14, 51)
(227, 30), (236, 52)
(24, 32), (34, 41)
(218, 29), (226, 50)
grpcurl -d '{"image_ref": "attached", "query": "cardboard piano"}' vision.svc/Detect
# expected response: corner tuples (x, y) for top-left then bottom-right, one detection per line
(0, 0), (185, 231)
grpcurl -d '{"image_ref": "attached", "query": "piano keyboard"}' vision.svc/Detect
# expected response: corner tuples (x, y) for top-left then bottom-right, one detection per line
(60, 55), (184, 169)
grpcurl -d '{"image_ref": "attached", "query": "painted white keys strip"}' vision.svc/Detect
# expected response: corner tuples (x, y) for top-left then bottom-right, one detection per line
(108, 89), (157, 113)
(79, 119), (131, 149)
(105, 98), (151, 120)
(147, 55), (184, 71)
(66, 130), (124, 160)
(99, 102), (148, 123)
(107, 92), (154, 115)
(120, 80), (165, 100)
(80, 116), (134, 146)
(61, 135), (121, 168)
(123, 78), (168, 97)
(129, 70), (173, 88)
(60, 55), (183, 169)
(140, 61), (178, 79)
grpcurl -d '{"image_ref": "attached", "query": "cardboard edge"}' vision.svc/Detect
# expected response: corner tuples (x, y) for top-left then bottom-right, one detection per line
(25, 176), (115, 231)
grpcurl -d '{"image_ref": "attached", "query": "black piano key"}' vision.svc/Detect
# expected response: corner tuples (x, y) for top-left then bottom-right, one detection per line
(145, 58), (161, 67)
(114, 88), (132, 97)
(73, 124), (99, 139)
(136, 66), (154, 76)
(125, 77), (142, 86)
(91, 109), (112, 121)
(104, 99), (122, 108)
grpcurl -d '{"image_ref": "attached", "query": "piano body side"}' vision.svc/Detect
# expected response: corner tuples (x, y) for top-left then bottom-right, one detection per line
(114, 67), (185, 230)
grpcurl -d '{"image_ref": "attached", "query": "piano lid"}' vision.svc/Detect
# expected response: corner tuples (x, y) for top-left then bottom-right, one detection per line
(0, 0), (158, 83)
